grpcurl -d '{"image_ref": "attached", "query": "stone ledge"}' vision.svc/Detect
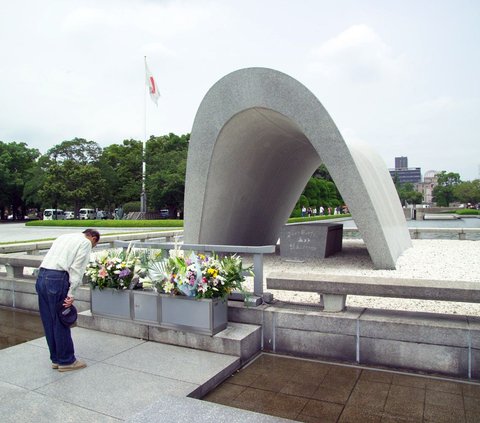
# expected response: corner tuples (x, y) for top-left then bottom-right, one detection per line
(78, 310), (261, 365)
(359, 308), (470, 347)
(267, 272), (480, 303)
(229, 302), (479, 380)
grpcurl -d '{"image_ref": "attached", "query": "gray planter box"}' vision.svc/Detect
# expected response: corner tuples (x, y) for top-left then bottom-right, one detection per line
(91, 288), (131, 320)
(159, 294), (228, 336)
(132, 290), (159, 324)
(91, 288), (228, 336)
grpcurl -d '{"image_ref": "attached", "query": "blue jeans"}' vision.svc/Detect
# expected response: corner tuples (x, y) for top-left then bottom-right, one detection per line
(35, 268), (76, 365)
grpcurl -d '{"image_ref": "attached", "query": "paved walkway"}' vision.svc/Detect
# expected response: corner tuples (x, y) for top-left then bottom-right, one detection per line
(0, 327), (289, 422)
(205, 354), (480, 422)
(2, 324), (479, 422)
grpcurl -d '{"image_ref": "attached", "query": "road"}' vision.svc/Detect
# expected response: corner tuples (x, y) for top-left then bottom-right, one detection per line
(0, 223), (163, 243)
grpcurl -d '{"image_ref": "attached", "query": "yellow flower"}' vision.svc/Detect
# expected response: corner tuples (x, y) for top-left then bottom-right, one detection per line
(207, 268), (218, 278)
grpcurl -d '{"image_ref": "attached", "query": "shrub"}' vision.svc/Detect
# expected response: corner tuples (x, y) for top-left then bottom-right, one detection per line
(122, 201), (141, 213)
(456, 209), (479, 215)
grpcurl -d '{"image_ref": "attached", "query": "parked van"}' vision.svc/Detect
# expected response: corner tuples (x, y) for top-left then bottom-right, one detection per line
(79, 208), (96, 220)
(43, 209), (65, 220)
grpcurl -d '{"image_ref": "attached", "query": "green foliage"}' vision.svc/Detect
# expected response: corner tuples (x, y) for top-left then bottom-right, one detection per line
(297, 195), (309, 208)
(452, 180), (480, 205)
(123, 201), (141, 213)
(47, 138), (102, 163)
(39, 138), (107, 214)
(146, 133), (189, 213)
(455, 209), (479, 215)
(100, 139), (143, 207)
(291, 169), (343, 217)
(396, 183), (423, 206)
(432, 171), (461, 206)
(0, 141), (40, 219)
(99, 133), (189, 213)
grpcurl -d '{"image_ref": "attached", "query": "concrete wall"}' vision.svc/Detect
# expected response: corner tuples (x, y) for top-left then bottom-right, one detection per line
(0, 275), (91, 312)
(228, 302), (479, 381)
(4, 274), (477, 380)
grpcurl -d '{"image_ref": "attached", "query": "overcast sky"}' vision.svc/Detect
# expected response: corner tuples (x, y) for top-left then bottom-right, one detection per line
(1, 0), (479, 180)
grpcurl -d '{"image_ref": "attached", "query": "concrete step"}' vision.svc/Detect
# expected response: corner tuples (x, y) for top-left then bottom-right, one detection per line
(78, 310), (261, 364)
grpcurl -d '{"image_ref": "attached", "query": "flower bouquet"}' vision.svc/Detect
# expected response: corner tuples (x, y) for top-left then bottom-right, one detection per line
(85, 244), (162, 290)
(148, 249), (253, 299)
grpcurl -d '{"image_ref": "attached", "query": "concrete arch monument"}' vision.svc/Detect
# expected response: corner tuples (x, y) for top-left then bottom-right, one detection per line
(184, 68), (412, 269)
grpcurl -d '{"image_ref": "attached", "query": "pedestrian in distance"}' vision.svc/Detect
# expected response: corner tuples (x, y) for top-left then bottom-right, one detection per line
(35, 229), (100, 372)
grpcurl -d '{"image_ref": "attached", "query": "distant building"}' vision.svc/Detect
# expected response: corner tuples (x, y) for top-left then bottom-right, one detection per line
(414, 170), (439, 205)
(389, 156), (422, 184)
(395, 156), (408, 169)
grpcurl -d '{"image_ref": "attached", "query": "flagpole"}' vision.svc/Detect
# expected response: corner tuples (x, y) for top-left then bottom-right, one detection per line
(141, 56), (147, 214)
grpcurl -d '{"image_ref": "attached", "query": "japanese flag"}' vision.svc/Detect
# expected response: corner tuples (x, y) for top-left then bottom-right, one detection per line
(145, 61), (160, 105)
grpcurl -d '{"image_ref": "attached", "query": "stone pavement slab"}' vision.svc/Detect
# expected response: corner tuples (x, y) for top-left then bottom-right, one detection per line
(1, 389), (119, 423)
(127, 394), (295, 423)
(104, 340), (240, 386)
(37, 362), (197, 420)
(28, 325), (146, 361)
(0, 327), (242, 422)
(0, 342), (89, 390)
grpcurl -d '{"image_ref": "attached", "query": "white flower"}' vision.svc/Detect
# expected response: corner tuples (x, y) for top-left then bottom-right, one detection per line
(169, 248), (184, 259)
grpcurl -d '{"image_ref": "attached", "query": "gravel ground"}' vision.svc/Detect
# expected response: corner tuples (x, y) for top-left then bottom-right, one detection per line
(242, 239), (480, 316)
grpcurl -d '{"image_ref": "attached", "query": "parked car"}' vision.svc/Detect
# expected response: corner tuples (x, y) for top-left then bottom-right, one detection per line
(79, 208), (96, 220)
(160, 209), (170, 219)
(43, 209), (65, 220)
(65, 211), (75, 220)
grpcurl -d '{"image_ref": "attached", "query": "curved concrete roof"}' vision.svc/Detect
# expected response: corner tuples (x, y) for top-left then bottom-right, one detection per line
(184, 67), (411, 269)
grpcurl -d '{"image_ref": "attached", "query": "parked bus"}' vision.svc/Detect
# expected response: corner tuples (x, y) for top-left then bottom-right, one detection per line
(79, 208), (96, 220)
(43, 209), (65, 220)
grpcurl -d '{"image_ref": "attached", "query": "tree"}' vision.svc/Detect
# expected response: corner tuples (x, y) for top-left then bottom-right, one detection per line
(312, 164), (333, 181)
(0, 141), (40, 219)
(39, 139), (106, 215)
(432, 171), (461, 206)
(146, 133), (189, 213)
(453, 180), (480, 205)
(100, 139), (144, 208)
(397, 183), (423, 206)
(23, 158), (46, 212)
(292, 165), (344, 216)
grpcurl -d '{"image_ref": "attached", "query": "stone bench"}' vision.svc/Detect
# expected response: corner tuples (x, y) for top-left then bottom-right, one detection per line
(266, 272), (480, 312)
(279, 222), (343, 259)
(114, 240), (276, 305)
(0, 253), (91, 311)
(0, 254), (44, 278)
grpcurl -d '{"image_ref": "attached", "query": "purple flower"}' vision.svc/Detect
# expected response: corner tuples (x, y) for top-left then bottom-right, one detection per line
(119, 268), (131, 279)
